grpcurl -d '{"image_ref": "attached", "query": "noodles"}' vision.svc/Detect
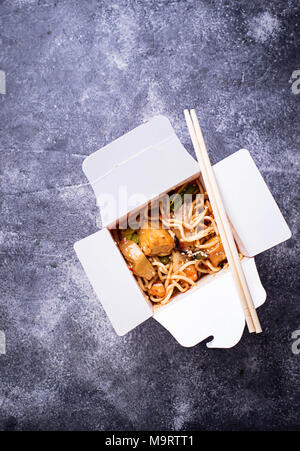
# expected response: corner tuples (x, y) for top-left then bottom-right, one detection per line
(114, 178), (237, 307)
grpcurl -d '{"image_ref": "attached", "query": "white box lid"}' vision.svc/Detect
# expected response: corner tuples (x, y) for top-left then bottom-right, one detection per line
(153, 257), (266, 348)
(82, 115), (200, 227)
(74, 228), (153, 335)
(75, 118), (291, 342)
(213, 149), (291, 257)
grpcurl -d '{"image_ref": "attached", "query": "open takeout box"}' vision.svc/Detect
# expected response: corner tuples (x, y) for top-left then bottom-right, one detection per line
(74, 116), (291, 348)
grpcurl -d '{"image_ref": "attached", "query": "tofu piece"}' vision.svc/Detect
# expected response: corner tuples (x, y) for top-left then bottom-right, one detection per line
(207, 238), (226, 267)
(138, 228), (175, 257)
(119, 239), (156, 280)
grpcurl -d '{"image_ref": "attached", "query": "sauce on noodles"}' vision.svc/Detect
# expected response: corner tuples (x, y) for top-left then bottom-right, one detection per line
(112, 178), (240, 307)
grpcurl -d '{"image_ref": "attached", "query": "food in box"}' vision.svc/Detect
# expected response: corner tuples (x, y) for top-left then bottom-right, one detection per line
(74, 116), (291, 348)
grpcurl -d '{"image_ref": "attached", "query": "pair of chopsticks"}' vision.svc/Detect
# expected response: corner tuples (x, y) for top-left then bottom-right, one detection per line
(184, 109), (262, 334)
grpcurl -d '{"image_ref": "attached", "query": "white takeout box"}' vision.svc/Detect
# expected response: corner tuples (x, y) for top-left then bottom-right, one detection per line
(74, 116), (291, 348)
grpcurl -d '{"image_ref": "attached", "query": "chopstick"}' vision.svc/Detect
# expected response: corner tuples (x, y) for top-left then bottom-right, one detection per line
(184, 109), (262, 334)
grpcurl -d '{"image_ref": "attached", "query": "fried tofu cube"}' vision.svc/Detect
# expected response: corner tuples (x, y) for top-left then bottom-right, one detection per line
(207, 238), (226, 267)
(119, 238), (156, 280)
(138, 228), (175, 257)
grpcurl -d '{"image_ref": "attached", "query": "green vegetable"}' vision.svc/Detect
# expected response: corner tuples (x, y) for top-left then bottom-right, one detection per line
(124, 228), (134, 238)
(182, 184), (197, 195)
(178, 183), (188, 194)
(159, 255), (170, 265)
(170, 184), (187, 211)
(124, 228), (138, 243)
(194, 250), (208, 260)
(174, 194), (183, 212)
(131, 232), (139, 244)
(170, 184), (198, 212)
(169, 193), (180, 212)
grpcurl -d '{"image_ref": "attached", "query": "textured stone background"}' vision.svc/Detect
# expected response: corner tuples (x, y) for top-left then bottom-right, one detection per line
(0, 0), (299, 431)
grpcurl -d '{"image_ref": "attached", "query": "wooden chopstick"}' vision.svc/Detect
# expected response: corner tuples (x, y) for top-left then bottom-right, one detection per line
(189, 110), (262, 334)
(184, 109), (262, 334)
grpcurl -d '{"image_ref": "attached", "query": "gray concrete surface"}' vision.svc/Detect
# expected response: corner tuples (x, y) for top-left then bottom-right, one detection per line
(0, 0), (299, 431)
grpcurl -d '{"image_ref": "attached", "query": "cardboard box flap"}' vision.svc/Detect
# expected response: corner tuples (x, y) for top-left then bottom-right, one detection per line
(75, 113), (292, 346)
(82, 116), (199, 227)
(153, 258), (266, 348)
(74, 228), (153, 336)
(213, 149), (291, 257)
